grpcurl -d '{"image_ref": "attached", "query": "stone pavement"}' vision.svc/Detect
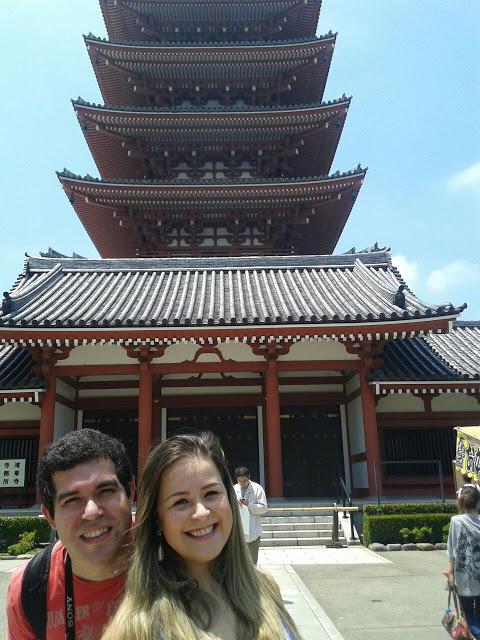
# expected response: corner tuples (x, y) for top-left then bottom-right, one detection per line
(1, 547), (452, 640)
(259, 545), (390, 640)
(293, 548), (451, 640)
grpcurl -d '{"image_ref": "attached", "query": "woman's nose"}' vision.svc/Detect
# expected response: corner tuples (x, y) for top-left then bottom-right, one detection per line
(192, 501), (210, 519)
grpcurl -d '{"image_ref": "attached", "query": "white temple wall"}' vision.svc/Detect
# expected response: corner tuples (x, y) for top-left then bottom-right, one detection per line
(346, 375), (368, 489)
(432, 394), (480, 411)
(278, 384), (343, 394)
(376, 394), (424, 412)
(58, 344), (133, 366)
(152, 342), (199, 363)
(79, 389), (139, 398)
(54, 402), (75, 440)
(340, 405), (352, 491)
(345, 374), (359, 396)
(0, 402), (41, 421)
(57, 379), (76, 402)
(280, 339), (358, 361)
(163, 386), (261, 396)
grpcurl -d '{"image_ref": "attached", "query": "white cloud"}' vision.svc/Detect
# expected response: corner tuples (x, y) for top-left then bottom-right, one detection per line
(426, 260), (480, 295)
(391, 254), (419, 288)
(448, 161), (480, 196)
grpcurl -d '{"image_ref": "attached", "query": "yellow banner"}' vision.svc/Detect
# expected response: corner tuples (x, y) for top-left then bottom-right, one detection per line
(455, 428), (480, 482)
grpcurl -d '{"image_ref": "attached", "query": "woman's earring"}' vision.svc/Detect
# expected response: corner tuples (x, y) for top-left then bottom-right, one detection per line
(156, 530), (164, 562)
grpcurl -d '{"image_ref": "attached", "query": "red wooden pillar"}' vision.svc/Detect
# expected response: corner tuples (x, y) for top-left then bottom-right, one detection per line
(359, 363), (382, 496)
(151, 374), (162, 444)
(38, 369), (56, 463)
(138, 360), (152, 479)
(265, 354), (283, 497)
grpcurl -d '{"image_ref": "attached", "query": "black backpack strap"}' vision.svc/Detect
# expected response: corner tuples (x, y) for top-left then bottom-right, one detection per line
(21, 542), (55, 640)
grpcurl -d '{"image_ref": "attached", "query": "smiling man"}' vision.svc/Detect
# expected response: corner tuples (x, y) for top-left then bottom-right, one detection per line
(6, 428), (135, 640)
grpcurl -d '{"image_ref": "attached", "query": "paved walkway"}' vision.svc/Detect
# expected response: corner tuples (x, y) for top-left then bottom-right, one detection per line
(259, 545), (390, 640)
(259, 545), (389, 566)
(2, 547), (450, 640)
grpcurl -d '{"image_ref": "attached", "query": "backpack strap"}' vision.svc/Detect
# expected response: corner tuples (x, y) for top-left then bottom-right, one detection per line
(21, 542), (55, 640)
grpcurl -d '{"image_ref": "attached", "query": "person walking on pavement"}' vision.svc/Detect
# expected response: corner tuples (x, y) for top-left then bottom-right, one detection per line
(6, 428), (135, 640)
(446, 485), (480, 639)
(233, 466), (267, 564)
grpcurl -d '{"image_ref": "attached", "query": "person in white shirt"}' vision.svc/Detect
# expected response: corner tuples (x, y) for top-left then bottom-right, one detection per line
(234, 466), (268, 564)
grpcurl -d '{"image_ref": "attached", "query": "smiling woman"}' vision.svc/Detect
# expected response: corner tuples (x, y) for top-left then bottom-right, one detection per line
(101, 432), (300, 640)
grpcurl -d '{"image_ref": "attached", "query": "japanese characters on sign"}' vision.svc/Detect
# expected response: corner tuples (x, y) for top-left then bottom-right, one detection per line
(0, 459), (26, 488)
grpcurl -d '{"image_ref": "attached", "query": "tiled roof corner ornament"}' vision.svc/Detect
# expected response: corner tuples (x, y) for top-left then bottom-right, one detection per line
(360, 242), (389, 254)
(1, 292), (13, 315)
(394, 285), (406, 309)
(40, 248), (68, 259)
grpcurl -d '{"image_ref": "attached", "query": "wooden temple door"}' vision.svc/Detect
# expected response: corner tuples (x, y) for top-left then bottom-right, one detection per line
(280, 405), (344, 497)
(82, 410), (138, 479)
(167, 407), (260, 484)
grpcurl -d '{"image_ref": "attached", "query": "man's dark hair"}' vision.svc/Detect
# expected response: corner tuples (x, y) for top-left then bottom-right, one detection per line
(235, 466), (250, 478)
(37, 428), (133, 516)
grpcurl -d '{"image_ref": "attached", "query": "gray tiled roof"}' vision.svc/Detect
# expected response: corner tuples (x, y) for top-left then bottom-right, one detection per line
(370, 322), (480, 381)
(0, 251), (463, 328)
(0, 344), (46, 390)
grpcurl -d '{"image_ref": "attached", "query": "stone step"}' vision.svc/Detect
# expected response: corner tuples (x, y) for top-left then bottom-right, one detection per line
(261, 529), (339, 539)
(260, 537), (346, 547)
(262, 515), (334, 524)
(262, 522), (334, 531)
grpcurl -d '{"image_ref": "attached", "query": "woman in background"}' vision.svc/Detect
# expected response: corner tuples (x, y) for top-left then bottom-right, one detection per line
(102, 431), (300, 640)
(446, 485), (480, 639)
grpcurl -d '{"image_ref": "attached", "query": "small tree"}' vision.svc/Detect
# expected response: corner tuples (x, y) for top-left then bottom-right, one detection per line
(7, 531), (36, 556)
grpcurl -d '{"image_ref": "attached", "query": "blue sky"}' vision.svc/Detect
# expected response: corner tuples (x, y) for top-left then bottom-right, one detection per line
(1, 1), (479, 318)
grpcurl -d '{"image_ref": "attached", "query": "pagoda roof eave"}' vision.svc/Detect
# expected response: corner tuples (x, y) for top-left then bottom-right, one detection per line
(57, 165), (366, 190)
(72, 96), (350, 115)
(73, 98), (350, 181)
(56, 168), (366, 258)
(86, 32), (336, 108)
(100, 0), (323, 43)
(84, 31), (337, 50)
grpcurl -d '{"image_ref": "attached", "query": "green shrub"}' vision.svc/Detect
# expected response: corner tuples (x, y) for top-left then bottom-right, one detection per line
(363, 503), (457, 516)
(7, 531), (36, 556)
(363, 513), (452, 545)
(0, 517), (51, 552)
(415, 526), (433, 542)
(399, 527), (414, 543)
(442, 523), (450, 543)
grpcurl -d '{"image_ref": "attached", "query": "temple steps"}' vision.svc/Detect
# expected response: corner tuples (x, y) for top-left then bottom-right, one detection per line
(260, 513), (346, 547)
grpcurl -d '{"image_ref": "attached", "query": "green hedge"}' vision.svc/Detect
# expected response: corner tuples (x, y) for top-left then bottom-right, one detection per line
(363, 513), (453, 545)
(0, 517), (51, 552)
(363, 502), (457, 516)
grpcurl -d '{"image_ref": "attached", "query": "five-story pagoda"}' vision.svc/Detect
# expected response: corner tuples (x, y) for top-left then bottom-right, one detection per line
(59, 0), (365, 258)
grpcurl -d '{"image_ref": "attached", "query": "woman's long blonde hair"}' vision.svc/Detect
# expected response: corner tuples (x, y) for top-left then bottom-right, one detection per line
(102, 431), (300, 640)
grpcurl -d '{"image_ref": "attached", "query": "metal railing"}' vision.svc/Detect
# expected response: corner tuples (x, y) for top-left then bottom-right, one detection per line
(374, 459), (445, 506)
(336, 477), (355, 539)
